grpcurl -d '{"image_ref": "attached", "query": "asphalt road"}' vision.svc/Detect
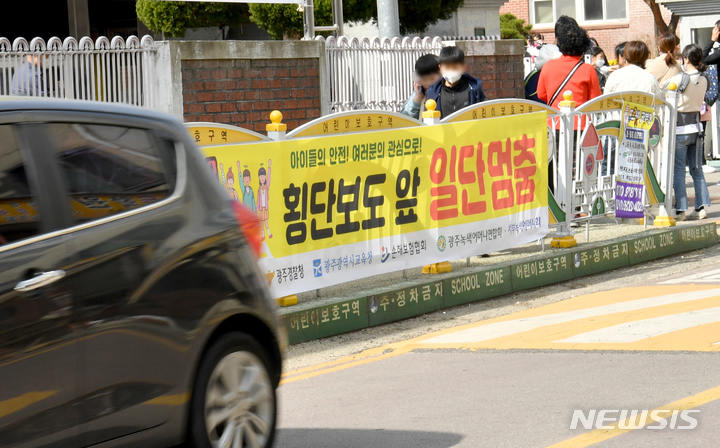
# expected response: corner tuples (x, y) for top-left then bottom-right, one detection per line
(276, 252), (720, 448)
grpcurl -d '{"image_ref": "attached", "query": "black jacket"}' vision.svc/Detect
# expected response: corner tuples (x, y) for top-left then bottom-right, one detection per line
(703, 40), (720, 67)
(426, 74), (487, 117)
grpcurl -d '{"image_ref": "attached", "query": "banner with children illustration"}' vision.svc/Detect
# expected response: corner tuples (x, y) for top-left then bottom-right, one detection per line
(615, 101), (654, 219)
(201, 112), (549, 298)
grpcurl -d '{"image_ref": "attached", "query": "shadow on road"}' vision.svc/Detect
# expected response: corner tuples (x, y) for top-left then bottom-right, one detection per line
(275, 428), (464, 448)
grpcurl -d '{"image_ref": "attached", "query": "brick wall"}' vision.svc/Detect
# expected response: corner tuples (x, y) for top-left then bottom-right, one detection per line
(466, 54), (525, 100)
(181, 58), (322, 133)
(155, 40), (525, 129)
(499, 0), (674, 59)
(499, 0), (529, 20)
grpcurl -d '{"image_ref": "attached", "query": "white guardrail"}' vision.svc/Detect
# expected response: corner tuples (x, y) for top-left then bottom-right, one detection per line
(320, 36), (444, 113)
(0, 35), (157, 108)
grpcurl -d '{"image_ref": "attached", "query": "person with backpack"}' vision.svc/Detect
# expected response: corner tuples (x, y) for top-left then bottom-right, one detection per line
(664, 44), (712, 221)
(524, 44), (561, 103)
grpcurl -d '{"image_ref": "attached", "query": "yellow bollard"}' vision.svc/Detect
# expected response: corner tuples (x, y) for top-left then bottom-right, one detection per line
(550, 235), (577, 248)
(275, 295), (298, 307)
(653, 216), (677, 227)
(422, 99), (442, 125)
(558, 91), (576, 108)
(422, 261), (452, 274)
(266, 110), (287, 141)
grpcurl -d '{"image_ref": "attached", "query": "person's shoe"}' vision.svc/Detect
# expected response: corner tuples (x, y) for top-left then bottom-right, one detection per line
(675, 211), (687, 222)
(687, 208), (708, 220)
(703, 165), (717, 174)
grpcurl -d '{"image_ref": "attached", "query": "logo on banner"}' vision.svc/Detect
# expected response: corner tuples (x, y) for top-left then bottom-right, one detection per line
(313, 259), (323, 277)
(381, 247), (390, 263)
(437, 236), (447, 252)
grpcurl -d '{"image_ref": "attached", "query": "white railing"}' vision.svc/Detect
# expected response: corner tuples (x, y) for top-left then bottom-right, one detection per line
(0, 35), (157, 108)
(321, 36), (444, 113)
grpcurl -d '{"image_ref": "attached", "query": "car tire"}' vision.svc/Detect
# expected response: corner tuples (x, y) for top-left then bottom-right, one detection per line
(189, 332), (277, 448)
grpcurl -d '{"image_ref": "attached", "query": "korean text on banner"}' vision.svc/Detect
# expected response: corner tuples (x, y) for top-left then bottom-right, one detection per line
(616, 101), (654, 219)
(202, 112), (549, 298)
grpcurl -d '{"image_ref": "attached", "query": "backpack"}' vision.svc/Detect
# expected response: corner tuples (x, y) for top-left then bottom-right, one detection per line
(676, 71), (712, 97)
(704, 65), (718, 106)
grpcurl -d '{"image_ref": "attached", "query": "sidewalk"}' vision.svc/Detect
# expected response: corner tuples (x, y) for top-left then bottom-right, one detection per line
(281, 169), (720, 345)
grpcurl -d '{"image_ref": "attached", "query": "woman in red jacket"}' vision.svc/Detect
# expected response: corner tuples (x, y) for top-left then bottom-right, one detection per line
(538, 16), (602, 120)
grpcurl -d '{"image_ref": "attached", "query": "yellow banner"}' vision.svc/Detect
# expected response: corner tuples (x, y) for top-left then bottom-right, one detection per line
(202, 112), (549, 297)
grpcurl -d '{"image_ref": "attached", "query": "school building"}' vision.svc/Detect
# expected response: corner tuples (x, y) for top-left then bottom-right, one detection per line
(500, 0), (672, 57)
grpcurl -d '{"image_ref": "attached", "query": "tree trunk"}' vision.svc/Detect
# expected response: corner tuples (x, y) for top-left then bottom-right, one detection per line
(643, 0), (678, 35)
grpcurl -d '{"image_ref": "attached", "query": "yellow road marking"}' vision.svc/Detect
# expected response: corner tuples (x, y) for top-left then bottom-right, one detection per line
(281, 285), (720, 384)
(0, 390), (58, 419)
(282, 346), (391, 378)
(280, 347), (413, 385)
(427, 295), (720, 352)
(546, 384), (720, 447)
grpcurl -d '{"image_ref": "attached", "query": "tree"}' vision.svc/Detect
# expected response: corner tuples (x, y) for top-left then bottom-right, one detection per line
(643, 0), (679, 35)
(136, 1), (249, 38)
(500, 13), (533, 40)
(398, 0), (464, 35)
(249, 0), (463, 40)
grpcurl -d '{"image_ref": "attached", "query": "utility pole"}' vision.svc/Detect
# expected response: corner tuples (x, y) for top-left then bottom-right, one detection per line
(332, 0), (344, 37)
(303, 0), (315, 40)
(377, 0), (399, 39)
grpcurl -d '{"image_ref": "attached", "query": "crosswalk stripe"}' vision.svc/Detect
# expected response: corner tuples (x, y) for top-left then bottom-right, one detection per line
(659, 268), (720, 284)
(555, 307), (720, 343)
(421, 289), (720, 344)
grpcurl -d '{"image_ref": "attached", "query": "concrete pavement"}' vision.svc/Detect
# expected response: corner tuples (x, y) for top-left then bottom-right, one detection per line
(277, 262), (720, 447)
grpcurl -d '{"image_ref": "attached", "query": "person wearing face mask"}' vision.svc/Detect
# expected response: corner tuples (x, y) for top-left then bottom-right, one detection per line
(401, 54), (441, 119)
(646, 32), (682, 86)
(425, 46), (487, 119)
(590, 47), (609, 91)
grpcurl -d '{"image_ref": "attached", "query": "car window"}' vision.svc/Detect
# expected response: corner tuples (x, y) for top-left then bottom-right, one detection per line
(0, 125), (41, 244)
(47, 123), (175, 224)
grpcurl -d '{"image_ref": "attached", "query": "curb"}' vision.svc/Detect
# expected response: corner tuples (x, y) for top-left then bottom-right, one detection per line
(281, 222), (718, 345)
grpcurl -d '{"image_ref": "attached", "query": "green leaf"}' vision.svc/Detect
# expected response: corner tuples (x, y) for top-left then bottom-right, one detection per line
(137, 0), (249, 38)
(249, 0), (464, 39)
(500, 13), (533, 40)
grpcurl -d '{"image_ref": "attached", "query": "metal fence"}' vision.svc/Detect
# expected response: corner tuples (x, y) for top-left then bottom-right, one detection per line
(321, 36), (444, 113)
(0, 35), (157, 108)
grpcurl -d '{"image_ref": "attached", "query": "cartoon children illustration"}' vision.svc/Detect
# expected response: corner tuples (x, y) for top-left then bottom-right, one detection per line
(220, 163), (238, 200)
(257, 160), (272, 240)
(241, 165), (256, 212)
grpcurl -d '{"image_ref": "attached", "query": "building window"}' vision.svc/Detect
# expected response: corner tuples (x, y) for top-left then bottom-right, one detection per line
(531, 0), (627, 25)
(474, 27), (486, 37)
(691, 27), (714, 46)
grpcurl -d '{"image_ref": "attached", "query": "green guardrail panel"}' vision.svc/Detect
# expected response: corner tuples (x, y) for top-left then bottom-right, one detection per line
(367, 280), (444, 327)
(443, 266), (513, 307)
(572, 240), (630, 277)
(285, 296), (368, 345)
(628, 231), (681, 264)
(511, 252), (573, 291)
(675, 223), (717, 251)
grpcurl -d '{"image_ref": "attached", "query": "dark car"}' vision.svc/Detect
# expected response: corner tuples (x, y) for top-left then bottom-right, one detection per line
(0, 99), (285, 448)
